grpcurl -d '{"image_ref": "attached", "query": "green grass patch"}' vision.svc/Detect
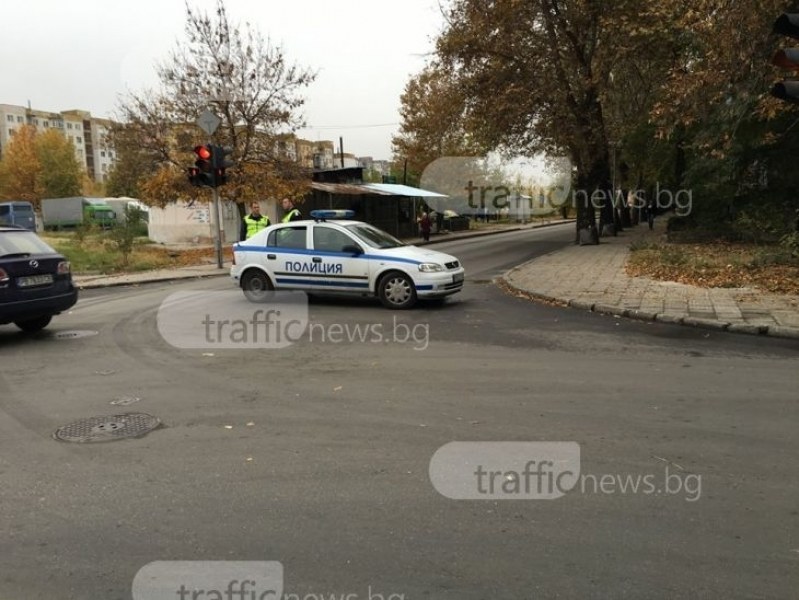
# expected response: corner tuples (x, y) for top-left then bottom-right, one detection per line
(45, 232), (174, 274)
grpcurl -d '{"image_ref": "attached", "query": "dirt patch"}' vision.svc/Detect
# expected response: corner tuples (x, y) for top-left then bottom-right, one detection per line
(627, 241), (799, 295)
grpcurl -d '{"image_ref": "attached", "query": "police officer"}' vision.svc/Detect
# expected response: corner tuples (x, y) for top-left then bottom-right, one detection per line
(281, 198), (302, 222)
(240, 201), (270, 241)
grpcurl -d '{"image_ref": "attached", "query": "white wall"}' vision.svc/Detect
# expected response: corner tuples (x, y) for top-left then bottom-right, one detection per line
(147, 200), (240, 244)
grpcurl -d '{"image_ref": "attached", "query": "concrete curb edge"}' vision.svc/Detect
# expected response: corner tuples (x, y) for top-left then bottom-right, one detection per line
(499, 275), (799, 341)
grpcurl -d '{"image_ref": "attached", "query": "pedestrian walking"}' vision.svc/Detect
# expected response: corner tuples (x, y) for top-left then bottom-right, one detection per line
(647, 199), (655, 230)
(418, 212), (432, 242)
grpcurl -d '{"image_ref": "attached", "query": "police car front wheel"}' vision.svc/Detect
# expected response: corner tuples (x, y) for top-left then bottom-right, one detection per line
(242, 270), (274, 303)
(378, 271), (417, 310)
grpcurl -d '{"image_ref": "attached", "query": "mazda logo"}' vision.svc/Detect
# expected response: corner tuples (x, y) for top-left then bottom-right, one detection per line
(29, 260), (39, 268)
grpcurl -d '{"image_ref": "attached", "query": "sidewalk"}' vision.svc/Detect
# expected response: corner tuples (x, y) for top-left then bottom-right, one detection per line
(502, 218), (799, 340)
(73, 219), (574, 290)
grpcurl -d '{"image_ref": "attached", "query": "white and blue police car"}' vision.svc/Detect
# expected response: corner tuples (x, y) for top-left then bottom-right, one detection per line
(230, 210), (465, 309)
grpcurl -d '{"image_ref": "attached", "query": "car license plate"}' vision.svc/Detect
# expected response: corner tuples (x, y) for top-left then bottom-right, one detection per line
(453, 272), (464, 283)
(17, 274), (54, 288)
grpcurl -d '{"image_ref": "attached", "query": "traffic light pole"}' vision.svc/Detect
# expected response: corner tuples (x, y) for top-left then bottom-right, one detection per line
(211, 185), (224, 269)
(194, 112), (227, 269)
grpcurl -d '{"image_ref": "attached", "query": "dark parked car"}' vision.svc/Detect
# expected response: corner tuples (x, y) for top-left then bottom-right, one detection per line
(0, 226), (78, 332)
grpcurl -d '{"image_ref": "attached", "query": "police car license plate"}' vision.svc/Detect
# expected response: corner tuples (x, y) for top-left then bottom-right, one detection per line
(453, 272), (464, 283)
(17, 274), (54, 288)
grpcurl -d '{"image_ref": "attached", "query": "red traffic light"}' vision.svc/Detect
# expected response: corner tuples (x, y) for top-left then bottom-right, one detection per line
(194, 145), (211, 160)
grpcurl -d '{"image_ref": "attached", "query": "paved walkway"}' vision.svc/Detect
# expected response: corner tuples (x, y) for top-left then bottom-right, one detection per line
(503, 218), (799, 340)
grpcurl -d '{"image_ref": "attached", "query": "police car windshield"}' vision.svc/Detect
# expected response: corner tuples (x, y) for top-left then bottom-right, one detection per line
(344, 224), (405, 249)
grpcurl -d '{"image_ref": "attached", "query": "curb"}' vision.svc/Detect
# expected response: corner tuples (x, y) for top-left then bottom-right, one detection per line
(75, 267), (231, 290)
(499, 275), (799, 342)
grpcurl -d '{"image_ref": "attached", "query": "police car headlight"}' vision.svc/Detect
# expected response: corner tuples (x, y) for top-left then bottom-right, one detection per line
(418, 263), (444, 273)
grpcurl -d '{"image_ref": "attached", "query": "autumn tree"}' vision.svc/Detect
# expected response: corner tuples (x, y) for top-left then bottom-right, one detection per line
(105, 125), (161, 199)
(651, 0), (799, 241)
(0, 125), (83, 208)
(36, 129), (83, 199)
(396, 0), (688, 242)
(0, 126), (42, 206)
(116, 0), (316, 213)
(392, 62), (484, 184)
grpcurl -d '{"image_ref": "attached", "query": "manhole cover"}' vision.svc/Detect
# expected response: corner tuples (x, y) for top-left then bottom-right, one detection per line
(54, 330), (99, 340)
(53, 413), (160, 443)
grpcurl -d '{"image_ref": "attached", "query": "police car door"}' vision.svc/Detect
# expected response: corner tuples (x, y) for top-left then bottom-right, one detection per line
(267, 225), (317, 291)
(311, 224), (370, 291)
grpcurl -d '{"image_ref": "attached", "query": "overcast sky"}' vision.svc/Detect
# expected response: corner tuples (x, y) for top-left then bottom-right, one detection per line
(2, 0), (445, 159)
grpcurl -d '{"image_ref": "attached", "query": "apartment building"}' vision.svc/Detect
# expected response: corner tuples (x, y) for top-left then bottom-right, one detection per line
(287, 137), (333, 170)
(333, 152), (360, 169)
(1, 102), (381, 183)
(358, 156), (392, 177)
(272, 136), (337, 170)
(0, 104), (116, 182)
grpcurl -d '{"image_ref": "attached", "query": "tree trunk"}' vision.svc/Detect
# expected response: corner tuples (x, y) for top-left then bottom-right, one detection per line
(574, 156), (611, 245)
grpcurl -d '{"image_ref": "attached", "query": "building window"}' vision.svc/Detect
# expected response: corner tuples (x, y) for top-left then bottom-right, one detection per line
(100, 151), (106, 157)
(76, 137), (82, 144)
(6, 115), (13, 123)
(8, 129), (15, 136)
(43, 121), (49, 128)
(16, 116), (23, 123)
(34, 119), (39, 126)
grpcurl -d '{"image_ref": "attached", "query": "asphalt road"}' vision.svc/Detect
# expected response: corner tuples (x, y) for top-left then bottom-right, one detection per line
(1, 224), (798, 600)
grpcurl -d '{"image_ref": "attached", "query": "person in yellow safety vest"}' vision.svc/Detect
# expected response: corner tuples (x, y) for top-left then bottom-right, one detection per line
(281, 198), (303, 222)
(240, 202), (271, 241)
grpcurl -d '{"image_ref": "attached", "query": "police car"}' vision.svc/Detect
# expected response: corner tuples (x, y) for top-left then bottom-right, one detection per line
(231, 210), (465, 309)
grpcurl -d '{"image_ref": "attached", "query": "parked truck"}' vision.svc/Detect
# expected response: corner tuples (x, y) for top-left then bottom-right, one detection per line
(41, 197), (116, 230)
(0, 201), (36, 231)
(104, 198), (150, 224)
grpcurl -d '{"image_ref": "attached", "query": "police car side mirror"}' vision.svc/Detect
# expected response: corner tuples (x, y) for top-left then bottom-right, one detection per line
(341, 244), (363, 255)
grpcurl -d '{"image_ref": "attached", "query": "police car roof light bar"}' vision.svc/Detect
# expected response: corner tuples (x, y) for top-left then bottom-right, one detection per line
(310, 209), (355, 222)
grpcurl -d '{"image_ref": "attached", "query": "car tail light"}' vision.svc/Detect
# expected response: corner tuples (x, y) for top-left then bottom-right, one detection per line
(57, 261), (71, 275)
(0, 267), (8, 285)
(232, 252), (236, 266)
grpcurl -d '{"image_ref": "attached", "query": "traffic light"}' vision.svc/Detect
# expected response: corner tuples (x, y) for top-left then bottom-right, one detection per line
(189, 145), (214, 187)
(771, 14), (799, 104)
(210, 145), (234, 187)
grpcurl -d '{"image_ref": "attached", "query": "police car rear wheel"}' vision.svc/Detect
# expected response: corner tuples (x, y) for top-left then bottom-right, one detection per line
(242, 270), (274, 303)
(378, 272), (416, 309)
